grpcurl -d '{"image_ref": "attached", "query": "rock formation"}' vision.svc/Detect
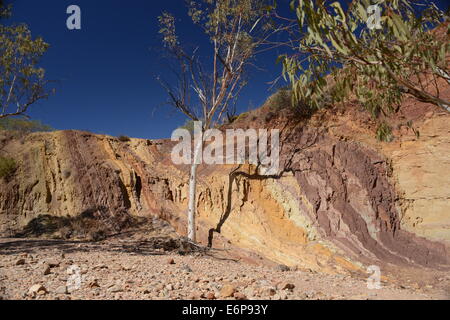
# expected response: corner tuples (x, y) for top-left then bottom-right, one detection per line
(1, 104), (449, 276)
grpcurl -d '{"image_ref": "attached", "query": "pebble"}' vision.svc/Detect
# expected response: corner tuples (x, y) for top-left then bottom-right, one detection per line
(181, 265), (192, 273)
(28, 284), (48, 296)
(220, 284), (236, 298)
(206, 292), (216, 300)
(0, 226), (442, 301)
(265, 287), (276, 296)
(55, 286), (68, 295)
(108, 285), (123, 293)
(15, 259), (26, 266)
(233, 292), (247, 300)
(165, 284), (174, 291)
(276, 264), (290, 272)
(88, 279), (100, 288)
(43, 265), (51, 275)
(279, 282), (295, 291)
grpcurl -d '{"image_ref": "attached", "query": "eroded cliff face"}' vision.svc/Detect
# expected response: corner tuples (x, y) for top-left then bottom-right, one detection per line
(0, 115), (449, 274)
(383, 116), (450, 243)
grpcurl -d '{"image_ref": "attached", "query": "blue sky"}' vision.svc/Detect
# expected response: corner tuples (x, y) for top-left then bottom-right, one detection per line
(4, 0), (449, 139)
(5, 0), (289, 139)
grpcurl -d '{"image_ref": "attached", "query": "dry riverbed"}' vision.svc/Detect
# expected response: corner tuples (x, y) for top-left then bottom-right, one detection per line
(0, 227), (449, 300)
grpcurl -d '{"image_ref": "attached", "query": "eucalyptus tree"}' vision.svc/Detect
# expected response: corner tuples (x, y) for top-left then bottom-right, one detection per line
(0, 5), (52, 119)
(280, 0), (450, 125)
(158, 0), (281, 242)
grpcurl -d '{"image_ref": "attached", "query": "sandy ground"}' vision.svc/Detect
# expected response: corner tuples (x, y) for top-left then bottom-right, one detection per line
(1, 225), (449, 300)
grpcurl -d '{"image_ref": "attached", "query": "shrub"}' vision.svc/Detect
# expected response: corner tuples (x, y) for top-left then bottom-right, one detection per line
(16, 209), (147, 240)
(376, 122), (394, 142)
(118, 135), (131, 142)
(231, 112), (249, 123)
(266, 88), (315, 119)
(0, 118), (53, 133)
(0, 156), (16, 178)
(266, 88), (293, 111)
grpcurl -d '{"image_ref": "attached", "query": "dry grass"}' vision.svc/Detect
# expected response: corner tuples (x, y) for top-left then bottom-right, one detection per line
(15, 209), (147, 242)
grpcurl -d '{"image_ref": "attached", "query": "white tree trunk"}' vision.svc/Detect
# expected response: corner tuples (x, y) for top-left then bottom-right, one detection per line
(187, 163), (198, 242)
(187, 134), (203, 243)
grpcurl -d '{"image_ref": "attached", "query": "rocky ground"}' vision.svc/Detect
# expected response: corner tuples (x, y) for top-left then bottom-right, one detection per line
(1, 218), (449, 300)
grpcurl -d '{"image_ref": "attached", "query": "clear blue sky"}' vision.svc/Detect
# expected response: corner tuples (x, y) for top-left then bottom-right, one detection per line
(5, 0), (290, 139)
(4, 0), (449, 139)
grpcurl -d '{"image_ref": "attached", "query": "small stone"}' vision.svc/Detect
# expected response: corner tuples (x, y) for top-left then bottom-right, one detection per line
(279, 282), (295, 291)
(276, 264), (290, 272)
(167, 258), (175, 265)
(273, 293), (281, 300)
(43, 264), (52, 275)
(206, 292), (216, 300)
(46, 259), (60, 268)
(243, 287), (255, 298)
(233, 292), (247, 300)
(15, 259), (26, 266)
(181, 265), (192, 273)
(88, 279), (100, 288)
(191, 291), (202, 300)
(155, 284), (165, 291)
(108, 285), (123, 293)
(173, 282), (181, 290)
(165, 284), (174, 291)
(28, 284), (47, 296)
(265, 288), (276, 296)
(161, 289), (169, 297)
(121, 265), (132, 271)
(187, 293), (197, 300)
(220, 285), (236, 298)
(55, 286), (68, 295)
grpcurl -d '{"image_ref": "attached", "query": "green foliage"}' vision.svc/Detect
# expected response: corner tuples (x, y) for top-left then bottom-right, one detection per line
(376, 122), (393, 142)
(225, 114), (239, 124)
(157, 0), (277, 129)
(236, 111), (249, 121)
(266, 88), (294, 111)
(0, 117), (52, 133)
(226, 111), (250, 124)
(281, 0), (450, 117)
(118, 135), (131, 142)
(158, 12), (178, 49)
(266, 87), (315, 117)
(0, 156), (16, 178)
(0, 5), (52, 118)
(185, 0), (275, 55)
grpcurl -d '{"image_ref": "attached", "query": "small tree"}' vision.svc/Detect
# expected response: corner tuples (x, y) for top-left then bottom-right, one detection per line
(0, 5), (52, 119)
(157, 0), (279, 242)
(280, 0), (450, 117)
